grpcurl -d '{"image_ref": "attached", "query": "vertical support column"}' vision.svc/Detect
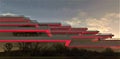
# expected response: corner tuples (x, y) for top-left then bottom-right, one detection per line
(45, 30), (52, 37)
(65, 40), (71, 47)
(35, 24), (39, 28)
(92, 37), (99, 42)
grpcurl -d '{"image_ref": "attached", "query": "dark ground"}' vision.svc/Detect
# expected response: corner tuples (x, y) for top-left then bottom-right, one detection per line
(0, 43), (119, 59)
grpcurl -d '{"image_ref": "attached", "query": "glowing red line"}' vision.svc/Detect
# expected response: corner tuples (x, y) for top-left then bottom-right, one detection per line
(0, 24), (39, 28)
(0, 30), (52, 37)
(65, 40), (71, 47)
(0, 24), (35, 25)
(0, 30), (47, 32)
(0, 40), (71, 47)
(0, 39), (119, 49)
(69, 45), (120, 48)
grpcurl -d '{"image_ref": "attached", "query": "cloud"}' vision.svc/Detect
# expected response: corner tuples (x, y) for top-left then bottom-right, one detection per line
(0, 13), (19, 16)
(65, 12), (88, 27)
(65, 12), (120, 38)
(65, 18), (81, 27)
(86, 17), (111, 32)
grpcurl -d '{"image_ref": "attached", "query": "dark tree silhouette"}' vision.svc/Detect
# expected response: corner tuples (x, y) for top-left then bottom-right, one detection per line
(102, 48), (115, 56)
(4, 43), (13, 52)
(17, 42), (41, 51)
(53, 43), (70, 56)
(0, 42), (119, 59)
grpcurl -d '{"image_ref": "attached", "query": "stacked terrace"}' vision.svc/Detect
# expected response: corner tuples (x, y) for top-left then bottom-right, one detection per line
(0, 15), (120, 49)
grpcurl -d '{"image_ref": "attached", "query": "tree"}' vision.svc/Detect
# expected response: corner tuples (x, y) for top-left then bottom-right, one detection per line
(17, 42), (41, 51)
(102, 48), (115, 56)
(4, 43), (13, 52)
(53, 43), (70, 56)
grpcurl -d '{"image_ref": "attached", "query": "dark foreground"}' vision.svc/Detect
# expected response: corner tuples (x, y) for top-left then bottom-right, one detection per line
(0, 49), (120, 59)
(0, 43), (120, 59)
(0, 56), (120, 59)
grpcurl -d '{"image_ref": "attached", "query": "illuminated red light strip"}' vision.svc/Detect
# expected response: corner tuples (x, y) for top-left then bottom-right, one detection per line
(81, 31), (99, 34)
(48, 24), (61, 26)
(39, 24), (61, 27)
(0, 30), (47, 32)
(50, 26), (71, 28)
(0, 20), (30, 22)
(0, 24), (37, 26)
(0, 30), (52, 37)
(0, 40), (71, 47)
(110, 46), (120, 49)
(0, 40), (69, 42)
(51, 31), (83, 34)
(0, 18), (30, 21)
(69, 45), (120, 48)
(65, 40), (71, 47)
(0, 24), (39, 28)
(50, 26), (71, 30)
(70, 28), (88, 31)
(0, 39), (119, 49)
(51, 28), (70, 30)
(97, 35), (113, 38)
(71, 36), (99, 39)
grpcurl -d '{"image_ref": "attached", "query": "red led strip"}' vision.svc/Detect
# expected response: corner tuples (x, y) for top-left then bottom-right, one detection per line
(0, 40), (71, 47)
(0, 30), (52, 37)
(0, 39), (119, 49)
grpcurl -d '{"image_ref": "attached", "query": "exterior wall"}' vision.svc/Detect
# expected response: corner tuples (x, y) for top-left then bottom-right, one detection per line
(0, 16), (30, 22)
(0, 33), (13, 37)
(0, 16), (119, 51)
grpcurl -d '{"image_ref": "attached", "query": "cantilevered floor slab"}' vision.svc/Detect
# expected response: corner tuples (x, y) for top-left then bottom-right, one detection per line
(0, 36), (71, 40)
(0, 26), (49, 30)
(0, 22), (35, 24)
(70, 39), (120, 48)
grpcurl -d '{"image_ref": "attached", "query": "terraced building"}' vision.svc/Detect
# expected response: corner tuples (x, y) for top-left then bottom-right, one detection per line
(0, 15), (120, 50)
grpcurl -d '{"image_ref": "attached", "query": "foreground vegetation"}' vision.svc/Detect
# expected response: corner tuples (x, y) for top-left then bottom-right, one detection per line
(0, 43), (119, 59)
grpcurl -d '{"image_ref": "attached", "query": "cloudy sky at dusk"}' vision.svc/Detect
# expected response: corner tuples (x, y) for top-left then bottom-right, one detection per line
(0, 0), (119, 38)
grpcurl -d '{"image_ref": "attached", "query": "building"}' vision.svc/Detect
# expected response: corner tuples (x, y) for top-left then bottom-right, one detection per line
(0, 15), (120, 51)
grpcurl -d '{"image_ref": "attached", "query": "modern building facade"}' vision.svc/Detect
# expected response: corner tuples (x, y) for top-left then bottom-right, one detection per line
(0, 15), (120, 50)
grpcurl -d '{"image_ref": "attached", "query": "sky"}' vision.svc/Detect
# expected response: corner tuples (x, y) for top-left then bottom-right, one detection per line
(0, 0), (120, 38)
